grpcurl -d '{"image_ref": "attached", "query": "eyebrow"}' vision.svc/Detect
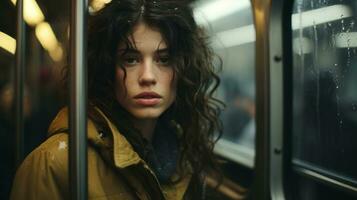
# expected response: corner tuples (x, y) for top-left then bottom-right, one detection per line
(156, 48), (169, 54)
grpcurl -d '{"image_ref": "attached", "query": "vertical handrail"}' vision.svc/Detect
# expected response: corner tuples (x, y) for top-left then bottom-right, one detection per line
(251, 0), (272, 199)
(69, 0), (88, 199)
(15, 0), (25, 168)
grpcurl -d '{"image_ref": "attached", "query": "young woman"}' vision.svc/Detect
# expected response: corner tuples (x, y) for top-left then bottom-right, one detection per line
(10, 0), (223, 199)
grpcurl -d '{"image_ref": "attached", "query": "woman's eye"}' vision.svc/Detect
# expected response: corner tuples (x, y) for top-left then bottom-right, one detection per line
(123, 57), (140, 66)
(155, 56), (170, 65)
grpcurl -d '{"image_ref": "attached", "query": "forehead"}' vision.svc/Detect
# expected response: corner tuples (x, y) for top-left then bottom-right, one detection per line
(119, 22), (167, 50)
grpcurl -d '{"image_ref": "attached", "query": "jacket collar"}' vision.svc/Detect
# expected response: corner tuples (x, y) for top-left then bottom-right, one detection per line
(48, 107), (142, 168)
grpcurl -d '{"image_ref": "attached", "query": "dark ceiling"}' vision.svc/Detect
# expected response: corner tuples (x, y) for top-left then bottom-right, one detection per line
(0, 0), (69, 38)
(0, 1), (17, 38)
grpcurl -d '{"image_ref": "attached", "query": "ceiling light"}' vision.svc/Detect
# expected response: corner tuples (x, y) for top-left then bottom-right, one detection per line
(35, 22), (58, 51)
(0, 31), (16, 54)
(194, 0), (251, 25)
(292, 4), (352, 30)
(335, 32), (357, 48)
(11, 0), (45, 26)
(49, 44), (63, 62)
(212, 25), (255, 49)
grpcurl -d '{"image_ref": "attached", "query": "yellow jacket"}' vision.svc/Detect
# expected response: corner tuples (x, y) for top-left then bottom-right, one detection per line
(10, 108), (191, 200)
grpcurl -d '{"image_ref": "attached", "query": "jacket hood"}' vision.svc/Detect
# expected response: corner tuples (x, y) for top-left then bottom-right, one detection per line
(47, 107), (142, 168)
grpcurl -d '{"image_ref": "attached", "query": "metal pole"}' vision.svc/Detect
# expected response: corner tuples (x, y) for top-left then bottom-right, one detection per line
(251, 0), (271, 199)
(15, 0), (25, 168)
(69, 0), (88, 199)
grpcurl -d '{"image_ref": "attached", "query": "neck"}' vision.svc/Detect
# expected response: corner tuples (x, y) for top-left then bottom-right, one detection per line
(132, 118), (157, 141)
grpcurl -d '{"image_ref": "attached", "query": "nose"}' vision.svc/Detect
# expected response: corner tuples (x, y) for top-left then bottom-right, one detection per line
(138, 59), (157, 86)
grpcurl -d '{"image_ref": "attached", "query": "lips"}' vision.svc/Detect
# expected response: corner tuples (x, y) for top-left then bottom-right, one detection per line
(134, 92), (162, 106)
(134, 92), (162, 99)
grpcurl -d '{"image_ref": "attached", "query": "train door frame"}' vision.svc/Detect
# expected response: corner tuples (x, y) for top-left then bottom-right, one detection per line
(251, 0), (293, 199)
(252, 0), (357, 199)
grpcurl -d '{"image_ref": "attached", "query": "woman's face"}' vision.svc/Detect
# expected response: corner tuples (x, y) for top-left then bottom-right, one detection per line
(115, 22), (177, 120)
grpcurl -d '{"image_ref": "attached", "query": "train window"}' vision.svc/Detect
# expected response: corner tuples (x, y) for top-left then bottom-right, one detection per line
(291, 0), (357, 198)
(192, 0), (256, 170)
(0, 0), (68, 199)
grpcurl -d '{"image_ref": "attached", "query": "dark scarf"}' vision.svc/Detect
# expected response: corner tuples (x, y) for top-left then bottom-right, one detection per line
(97, 102), (179, 184)
(145, 121), (179, 183)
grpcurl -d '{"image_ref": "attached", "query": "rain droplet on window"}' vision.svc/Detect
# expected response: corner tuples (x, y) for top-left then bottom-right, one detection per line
(352, 104), (357, 111)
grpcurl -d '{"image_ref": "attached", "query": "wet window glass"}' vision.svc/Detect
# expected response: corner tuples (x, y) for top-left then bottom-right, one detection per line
(292, 0), (357, 189)
(0, 0), (69, 199)
(191, 0), (256, 168)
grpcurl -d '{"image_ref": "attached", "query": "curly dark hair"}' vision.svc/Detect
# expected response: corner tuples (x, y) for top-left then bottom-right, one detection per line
(85, 0), (223, 197)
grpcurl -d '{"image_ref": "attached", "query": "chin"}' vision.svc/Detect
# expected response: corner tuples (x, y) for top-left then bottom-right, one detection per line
(130, 109), (164, 120)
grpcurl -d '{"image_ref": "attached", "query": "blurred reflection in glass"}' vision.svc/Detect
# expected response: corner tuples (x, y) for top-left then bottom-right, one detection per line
(220, 75), (255, 148)
(292, 0), (357, 196)
(192, 0), (256, 168)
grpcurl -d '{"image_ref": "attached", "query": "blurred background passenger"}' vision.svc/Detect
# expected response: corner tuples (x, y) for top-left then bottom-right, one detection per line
(220, 75), (255, 147)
